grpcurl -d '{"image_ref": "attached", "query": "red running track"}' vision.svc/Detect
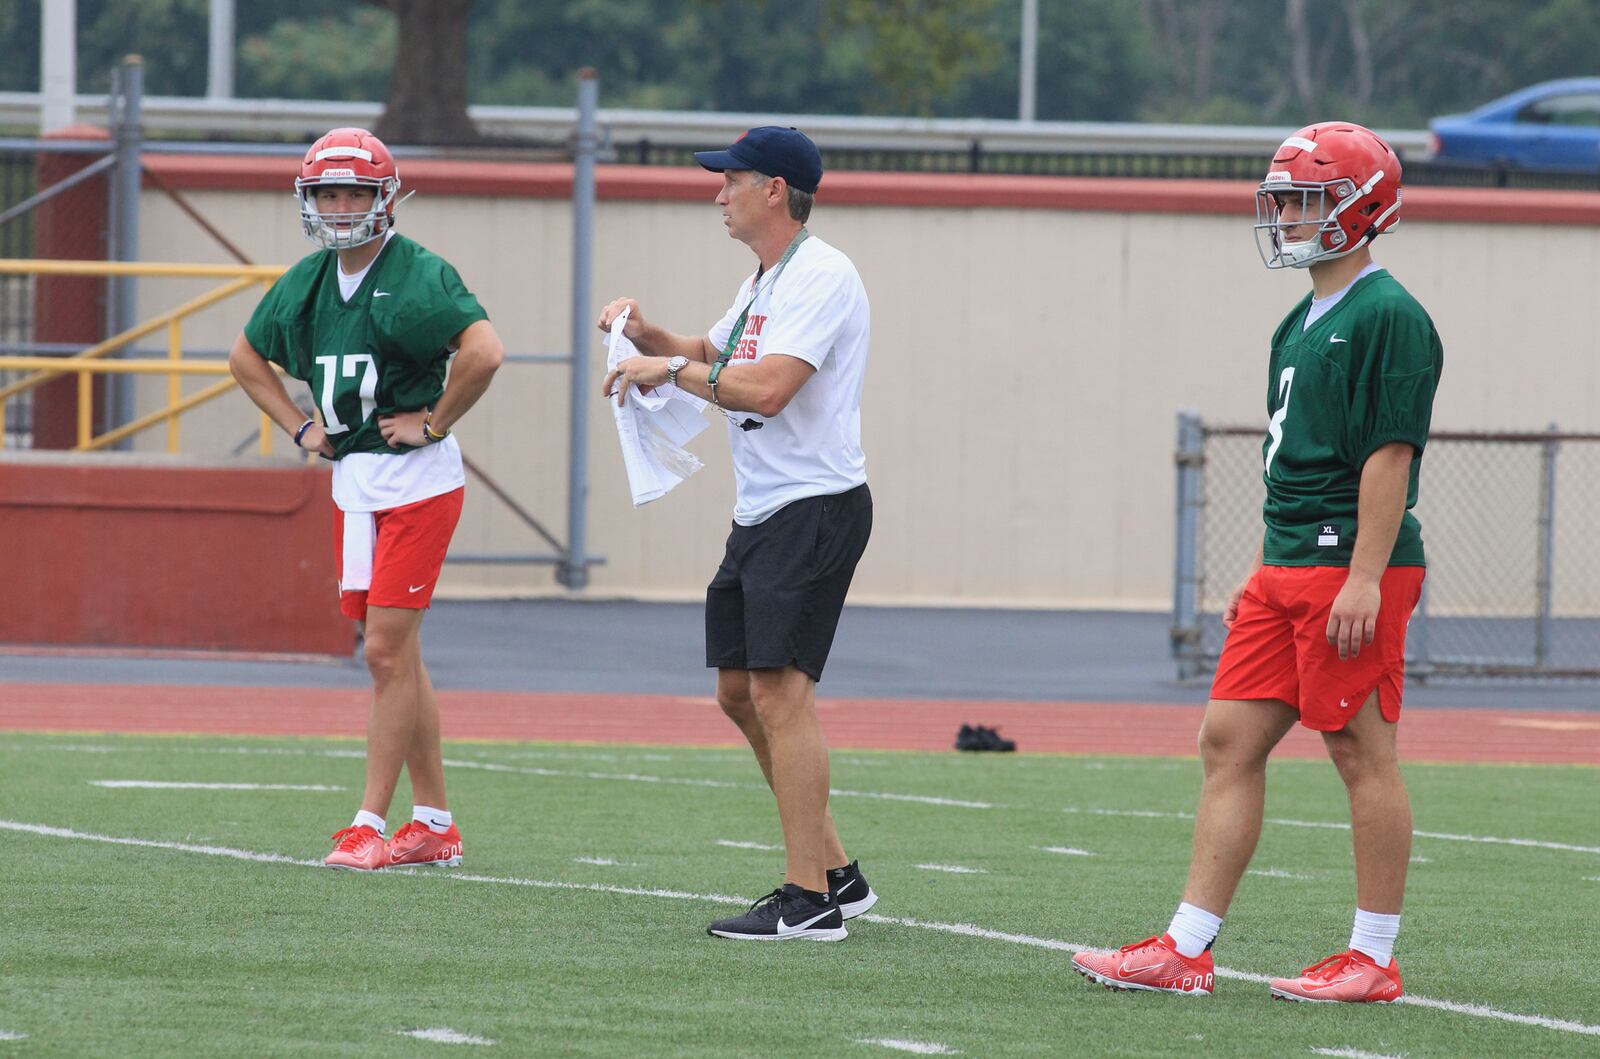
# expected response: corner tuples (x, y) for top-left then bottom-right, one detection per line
(1, 683), (1596, 765)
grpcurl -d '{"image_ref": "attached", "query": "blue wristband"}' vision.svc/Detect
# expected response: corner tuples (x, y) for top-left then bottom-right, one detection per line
(293, 419), (315, 447)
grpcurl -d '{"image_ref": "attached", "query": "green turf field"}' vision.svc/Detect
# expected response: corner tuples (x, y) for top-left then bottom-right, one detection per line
(1, 733), (1596, 1057)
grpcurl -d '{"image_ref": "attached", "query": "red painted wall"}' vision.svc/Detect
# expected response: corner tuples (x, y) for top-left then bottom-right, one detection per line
(0, 458), (353, 655)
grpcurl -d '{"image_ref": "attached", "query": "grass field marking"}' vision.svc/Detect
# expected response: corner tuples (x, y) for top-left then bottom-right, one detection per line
(716, 839), (781, 851)
(572, 857), (635, 867)
(9, 819), (1600, 1041)
(1310, 1048), (1404, 1059)
(89, 781), (347, 792)
(1248, 868), (1316, 880)
(13, 742), (1598, 853)
(915, 864), (988, 875)
(1036, 846), (1096, 856)
(853, 1039), (960, 1054)
(0, 1031), (28, 1041)
(397, 1028), (496, 1046)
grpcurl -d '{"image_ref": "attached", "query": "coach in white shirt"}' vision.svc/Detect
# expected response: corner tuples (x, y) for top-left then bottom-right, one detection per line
(600, 126), (877, 943)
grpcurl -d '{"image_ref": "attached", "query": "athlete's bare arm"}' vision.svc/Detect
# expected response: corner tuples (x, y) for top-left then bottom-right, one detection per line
(227, 333), (334, 457)
(1326, 442), (1414, 659)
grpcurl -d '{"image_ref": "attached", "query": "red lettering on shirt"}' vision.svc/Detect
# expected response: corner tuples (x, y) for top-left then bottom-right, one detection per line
(747, 314), (766, 336)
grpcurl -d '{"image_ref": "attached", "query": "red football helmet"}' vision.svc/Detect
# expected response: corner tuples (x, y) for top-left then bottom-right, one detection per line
(1254, 121), (1402, 269)
(296, 127), (403, 250)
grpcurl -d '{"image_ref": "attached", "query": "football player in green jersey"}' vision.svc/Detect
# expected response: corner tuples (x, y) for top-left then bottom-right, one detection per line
(228, 128), (504, 872)
(1075, 123), (1442, 1004)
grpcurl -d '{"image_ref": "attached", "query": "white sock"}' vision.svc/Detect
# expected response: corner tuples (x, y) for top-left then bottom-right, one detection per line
(413, 805), (453, 834)
(1166, 902), (1224, 959)
(352, 809), (386, 835)
(1349, 908), (1400, 966)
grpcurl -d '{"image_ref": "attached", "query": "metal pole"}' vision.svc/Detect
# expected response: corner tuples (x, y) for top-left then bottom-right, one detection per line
(560, 68), (598, 590)
(41, 0), (77, 133)
(208, 0), (236, 101)
(108, 55), (143, 447)
(1534, 423), (1558, 667)
(1018, 0), (1038, 122)
(1171, 410), (1204, 679)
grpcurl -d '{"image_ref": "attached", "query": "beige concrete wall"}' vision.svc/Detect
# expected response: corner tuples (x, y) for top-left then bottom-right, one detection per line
(134, 186), (1600, 609)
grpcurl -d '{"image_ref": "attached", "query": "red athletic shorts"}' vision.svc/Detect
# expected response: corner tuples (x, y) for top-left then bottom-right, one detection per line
(1210, 564), (1425, 731)
(332, 487), (464, 621)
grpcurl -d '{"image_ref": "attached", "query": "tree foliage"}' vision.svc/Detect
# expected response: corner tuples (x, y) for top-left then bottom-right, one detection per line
(18, 0), (1600, 132)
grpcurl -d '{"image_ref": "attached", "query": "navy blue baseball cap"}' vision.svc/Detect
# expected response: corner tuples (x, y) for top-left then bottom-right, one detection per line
(695, 126), (823, 194)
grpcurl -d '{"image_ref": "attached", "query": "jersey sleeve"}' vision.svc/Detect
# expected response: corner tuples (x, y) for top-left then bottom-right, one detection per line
(1351, 301), (1442, 464)
(241, 278), (304, 379)
(759, 260), (857, 369)
(380, 260), (488, 366)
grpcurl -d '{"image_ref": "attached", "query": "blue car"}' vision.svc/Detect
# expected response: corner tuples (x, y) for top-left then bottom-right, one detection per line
(1430, 77), (1600, 172)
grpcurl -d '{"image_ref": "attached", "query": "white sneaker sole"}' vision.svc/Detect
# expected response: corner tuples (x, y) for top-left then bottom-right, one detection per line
(1072, 960), (1212, 996)
(839, 888), (878, 920)
(708, 926), (848, 942)
(1269, 986), (1398, 1004)
(388, 855), (463, 868)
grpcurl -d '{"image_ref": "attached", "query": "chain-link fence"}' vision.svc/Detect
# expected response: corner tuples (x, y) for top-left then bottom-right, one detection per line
(1172, 413), (1600, 681)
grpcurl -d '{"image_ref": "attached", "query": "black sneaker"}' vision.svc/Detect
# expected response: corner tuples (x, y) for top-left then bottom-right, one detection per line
(706, 883), (846, 941)
(827, 860), (879, 919)
(955, 724), (1016, 752)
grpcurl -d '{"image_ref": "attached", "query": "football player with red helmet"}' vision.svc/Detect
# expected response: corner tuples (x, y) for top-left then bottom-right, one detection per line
(1075, 122), (1443, 1004)
(228, 128), (505, 873)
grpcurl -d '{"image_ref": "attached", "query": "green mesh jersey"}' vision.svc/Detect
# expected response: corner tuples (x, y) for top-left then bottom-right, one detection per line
(243, 235), (487, 459)
(1260, 269), (1443, 567)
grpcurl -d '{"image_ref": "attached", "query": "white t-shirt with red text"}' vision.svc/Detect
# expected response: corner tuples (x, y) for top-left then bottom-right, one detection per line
(706, 236), (870, 526)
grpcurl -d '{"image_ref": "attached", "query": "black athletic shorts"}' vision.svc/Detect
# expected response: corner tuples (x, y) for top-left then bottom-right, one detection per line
(705, 483), (872, 682)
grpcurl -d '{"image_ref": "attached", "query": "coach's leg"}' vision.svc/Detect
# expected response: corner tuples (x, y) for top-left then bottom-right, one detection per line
(358, 604), (427, 818)
(1323, 689), (1410, 913)
(718, 668), (847, 868)
(747, 665), (832, 892)
(1181, 698), (1299, 914)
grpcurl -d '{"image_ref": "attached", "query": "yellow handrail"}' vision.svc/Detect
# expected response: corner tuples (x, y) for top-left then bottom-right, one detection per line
(0, 259), (289, 454)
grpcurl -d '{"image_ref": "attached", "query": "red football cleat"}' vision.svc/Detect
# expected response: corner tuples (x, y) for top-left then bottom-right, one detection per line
(385, 820), (463, 868)
(1072, 934), (1215, 995)
(325, 824), (386, 871)
(1270, 949), (1403, 1003)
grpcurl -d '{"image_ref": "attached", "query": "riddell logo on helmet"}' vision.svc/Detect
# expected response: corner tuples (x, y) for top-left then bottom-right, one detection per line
(319, 168), (356, 179)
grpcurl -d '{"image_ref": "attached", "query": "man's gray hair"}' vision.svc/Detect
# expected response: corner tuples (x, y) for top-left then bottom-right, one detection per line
(751, 170), (814, 224)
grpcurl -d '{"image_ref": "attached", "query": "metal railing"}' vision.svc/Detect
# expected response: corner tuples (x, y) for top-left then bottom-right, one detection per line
(1172, 412), (1600, 681)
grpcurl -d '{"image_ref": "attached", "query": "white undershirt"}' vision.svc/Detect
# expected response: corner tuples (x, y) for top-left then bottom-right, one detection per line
(336, 230), (393, 301)
(1304, 262), (1382, 329)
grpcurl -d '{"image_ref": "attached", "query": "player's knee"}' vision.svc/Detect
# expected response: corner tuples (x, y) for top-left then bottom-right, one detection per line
(717, 687), (756, 725)
(362, 631), (411, 684)
(749, 682), (804, 730)
(1197, 719), (1267, 771)
(1325, 734), (1395, 786)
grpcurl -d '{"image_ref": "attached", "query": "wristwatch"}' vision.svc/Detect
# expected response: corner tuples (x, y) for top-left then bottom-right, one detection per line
(666, 355), (689, 386)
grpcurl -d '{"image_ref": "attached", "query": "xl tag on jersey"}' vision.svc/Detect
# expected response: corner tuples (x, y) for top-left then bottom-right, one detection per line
(1317, 523), (1341, 547)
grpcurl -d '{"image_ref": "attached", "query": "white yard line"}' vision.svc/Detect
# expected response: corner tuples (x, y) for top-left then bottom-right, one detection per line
(1310, 1048), (1404, 1059)
(89, 781), (345, 791)
(854, 1039), (960, 1055)
(572, 857), (633, 867)
(397, 1028), (496, 1046)
(0, 1031), (28, 1041)
(12, 742), (1599, 854)
(1036, 846), (1096, 857)
(914, 864), (987, 875)
(4, 818), (1598, 1040)
(1248, 868), (1315, 880)
(716, 839), (781, 851)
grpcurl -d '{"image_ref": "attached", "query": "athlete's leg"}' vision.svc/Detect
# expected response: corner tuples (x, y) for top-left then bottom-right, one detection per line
(1181, 697), (1299, 914)
(357, 604), (427, 819)
(405, 656), (447, 810)
(745, 664), (833, 892)
(1323, 688), (1409, 914)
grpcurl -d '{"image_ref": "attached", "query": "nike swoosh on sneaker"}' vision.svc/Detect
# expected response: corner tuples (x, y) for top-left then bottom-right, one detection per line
(834, 877), (859, 898)
(775, 909), (835, 934)
(1300, 973), (1365, 991)
(1117, 960), (1170, 977)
